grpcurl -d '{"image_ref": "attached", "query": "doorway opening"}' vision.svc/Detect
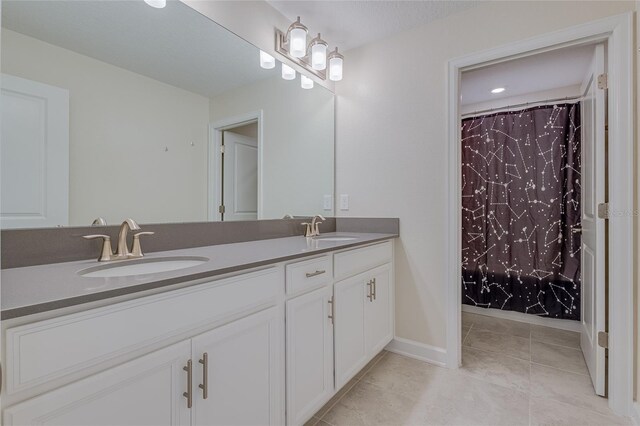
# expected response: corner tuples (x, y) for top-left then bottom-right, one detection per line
(446, 14), (633, 418)
(209, 111), (263, 222)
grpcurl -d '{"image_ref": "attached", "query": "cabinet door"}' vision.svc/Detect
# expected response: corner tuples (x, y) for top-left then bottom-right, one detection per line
(192, 307), (283, 426)
(334, 274), (367, 389)
(286, 287), (334, 425)
(365, 264), (393, 356)
(3, 341), (191, 426)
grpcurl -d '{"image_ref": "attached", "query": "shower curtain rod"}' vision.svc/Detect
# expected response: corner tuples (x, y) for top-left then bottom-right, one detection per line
(461, 95), (584, 119)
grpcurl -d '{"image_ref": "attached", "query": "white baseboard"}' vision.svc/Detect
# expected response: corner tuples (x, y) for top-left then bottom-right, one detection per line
(631, 401), (640, 426)
(385, 337), (447, 367)
(462, 305), (581, 332)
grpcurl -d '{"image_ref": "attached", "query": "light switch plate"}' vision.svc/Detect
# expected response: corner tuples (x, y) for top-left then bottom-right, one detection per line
(340, 194), (349, 211)
(323, 195), (332, 211)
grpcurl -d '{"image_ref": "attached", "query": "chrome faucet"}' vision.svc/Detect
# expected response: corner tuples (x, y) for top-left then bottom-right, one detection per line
(301, 215), (326, 237)
(83, 218), (154, 262)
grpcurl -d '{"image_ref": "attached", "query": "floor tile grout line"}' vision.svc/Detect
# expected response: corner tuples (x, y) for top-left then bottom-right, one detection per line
(316, 350), (388, 425)
(529, 360), (590, 377)
(530, 337), (581, 351)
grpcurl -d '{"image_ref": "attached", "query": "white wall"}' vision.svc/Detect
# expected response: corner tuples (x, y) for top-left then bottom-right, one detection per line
(335, 1), (635, 350)
(210, 76), (334, 219)
(2, 29), (210, 226)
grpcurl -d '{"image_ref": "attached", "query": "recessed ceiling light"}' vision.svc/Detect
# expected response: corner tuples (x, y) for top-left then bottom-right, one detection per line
(491, 87), (506, 94)
(144, 0), (166, 8)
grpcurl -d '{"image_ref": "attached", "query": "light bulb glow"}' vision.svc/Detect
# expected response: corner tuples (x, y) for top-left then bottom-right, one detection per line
(491, 87), (506, 94)
(144, 0), (166, 8)
(281, 63), (296, 80)
(289, 27), (307, 58)
(311, 43), (327, 70)
(329, 56), (343, 81)
(259, 50), (275, 69)
(301, 75), (314, 89)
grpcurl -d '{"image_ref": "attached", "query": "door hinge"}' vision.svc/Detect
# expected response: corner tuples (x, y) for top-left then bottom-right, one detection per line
(597, 73), (608, 90)
(220, 145), (225, 154)
(597, 203), (609, 219)
(218, 205), (225, 214)
(598, 331), (608, 349)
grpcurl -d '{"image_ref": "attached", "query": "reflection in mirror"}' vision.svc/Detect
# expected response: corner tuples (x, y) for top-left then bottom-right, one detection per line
(0, 0), (334, 229)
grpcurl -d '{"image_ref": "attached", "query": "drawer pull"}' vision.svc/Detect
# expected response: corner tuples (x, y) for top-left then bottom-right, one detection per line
(366, 280), (373, 302)
(305, 270), (326, 278)
(183, 359), (193, 408)
(198, 352), (208, 399)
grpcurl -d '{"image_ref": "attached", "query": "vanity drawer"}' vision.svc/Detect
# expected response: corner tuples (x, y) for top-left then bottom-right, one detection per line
(334, 241), (392, 280)
(5, 267), (280, 395)
(286, 255), (332, 295)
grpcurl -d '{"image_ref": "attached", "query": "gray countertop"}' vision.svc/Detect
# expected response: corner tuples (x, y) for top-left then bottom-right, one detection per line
(1, 232), (397, 320)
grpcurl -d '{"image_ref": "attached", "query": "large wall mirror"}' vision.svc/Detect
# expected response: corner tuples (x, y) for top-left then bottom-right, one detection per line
(1, 0), (335, 229)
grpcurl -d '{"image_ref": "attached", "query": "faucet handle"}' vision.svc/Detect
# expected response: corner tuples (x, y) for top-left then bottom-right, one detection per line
(82, 234), (113, 262)
(314, 221), (322, 236)
(131, 231), (154, 258)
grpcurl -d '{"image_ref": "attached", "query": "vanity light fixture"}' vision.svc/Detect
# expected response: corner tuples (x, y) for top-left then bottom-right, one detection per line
(328, 48), (343, 81)
(274, 16), (343, 82)
(282, 63), (296, 80)
(491, 87), (506, 94)
(288, 17), (308, 58)
(309, 33), (328, 70)
(144, 0), (166, 8)
(301, 75), (314, 89)
(259, 50), (276, 69)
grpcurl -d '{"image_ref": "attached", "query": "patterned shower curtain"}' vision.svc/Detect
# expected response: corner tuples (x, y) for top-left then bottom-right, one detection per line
(461, 103), (581, 320)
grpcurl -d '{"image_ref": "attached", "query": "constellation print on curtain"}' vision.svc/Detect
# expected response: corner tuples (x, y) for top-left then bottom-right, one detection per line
(461, 103), (581, 320)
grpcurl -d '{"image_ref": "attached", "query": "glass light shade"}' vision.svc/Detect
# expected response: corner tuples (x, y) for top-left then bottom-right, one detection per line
(144, 0), (166, 8)
(289, 27), (307, 58)
(301, 75), (314, 89)
(329, 56), (343, 81)
(259, 50), (275, 69)
(311, 43), (327, 70)
(281, 63), (296, 80)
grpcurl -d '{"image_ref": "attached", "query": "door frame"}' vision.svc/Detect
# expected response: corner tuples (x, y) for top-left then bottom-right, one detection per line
(446, 13), (634, 416)
(208, 110), (264, 221)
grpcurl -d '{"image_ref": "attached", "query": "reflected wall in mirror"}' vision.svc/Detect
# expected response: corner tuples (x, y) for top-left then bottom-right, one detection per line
(0, 0), (334, 229)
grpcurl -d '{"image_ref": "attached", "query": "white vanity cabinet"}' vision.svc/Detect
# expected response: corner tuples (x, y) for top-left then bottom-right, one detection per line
(285, 281), (334, 425)
(3, 340), (192, 426)
(2, 238), (394, 426)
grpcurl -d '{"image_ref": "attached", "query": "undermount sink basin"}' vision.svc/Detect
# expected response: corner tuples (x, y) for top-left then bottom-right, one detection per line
(313, 236), (358, 242)
(79, 256), (209, 278)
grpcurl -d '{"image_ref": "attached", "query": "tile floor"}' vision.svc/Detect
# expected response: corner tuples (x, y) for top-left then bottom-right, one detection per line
(306, 312), (630, 426)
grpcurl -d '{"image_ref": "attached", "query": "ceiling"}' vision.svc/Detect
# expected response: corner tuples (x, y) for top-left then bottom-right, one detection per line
(461, 44), (595, 105)
(2, 0), (278, 98)
(267, 0), (478, 51)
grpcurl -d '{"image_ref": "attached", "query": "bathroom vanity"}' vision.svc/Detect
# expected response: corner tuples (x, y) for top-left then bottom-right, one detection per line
(0, 233), (396, 426)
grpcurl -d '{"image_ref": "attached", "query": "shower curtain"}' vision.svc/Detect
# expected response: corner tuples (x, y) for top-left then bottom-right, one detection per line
(461, 103), (581, 320)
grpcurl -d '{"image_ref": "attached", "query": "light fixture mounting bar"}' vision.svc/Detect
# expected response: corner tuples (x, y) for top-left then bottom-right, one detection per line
(275, 29), (326, 81)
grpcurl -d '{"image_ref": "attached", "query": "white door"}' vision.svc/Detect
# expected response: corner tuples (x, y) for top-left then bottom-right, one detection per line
(3, 341), (191, 426)
(364, 264), (393, 356)
(1, 74), (69, 229)
(191, 307), (283, 426)
(579, 43), (606, 396)
(222, 131), (258, 221)
(334, 274), (367, 389)
(286, 286), (334, 425)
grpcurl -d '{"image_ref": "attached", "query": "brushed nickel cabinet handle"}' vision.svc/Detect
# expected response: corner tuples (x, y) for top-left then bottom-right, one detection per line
(372, 278), (377, 301)
(306, 270), (326, 278)
(366, 280), (373, 302)
(327, 297), (334, 325)
(199, 352), (208, 399)
(183, 359), (193, 408)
